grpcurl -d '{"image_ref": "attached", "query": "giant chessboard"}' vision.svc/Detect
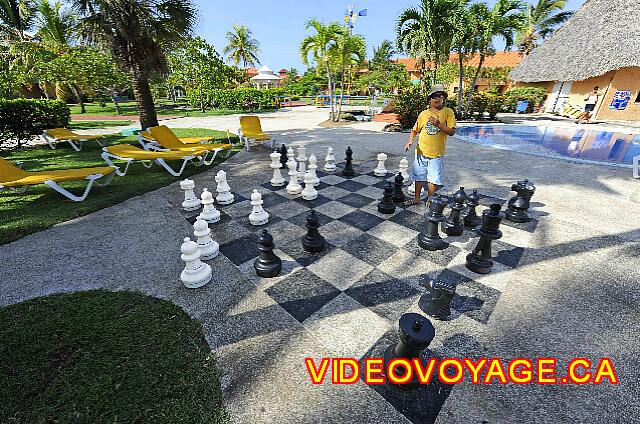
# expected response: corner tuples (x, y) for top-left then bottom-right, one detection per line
(179, 159), (540, 424)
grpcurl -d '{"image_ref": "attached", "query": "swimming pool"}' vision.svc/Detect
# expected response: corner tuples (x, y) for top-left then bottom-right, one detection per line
(455, 125), (640, 167)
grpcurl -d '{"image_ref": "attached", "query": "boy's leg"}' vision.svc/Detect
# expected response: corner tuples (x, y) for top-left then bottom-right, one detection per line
(405, 155), (428, 206)
(405, 181), (424, 205)
(425, 157), (444, 207)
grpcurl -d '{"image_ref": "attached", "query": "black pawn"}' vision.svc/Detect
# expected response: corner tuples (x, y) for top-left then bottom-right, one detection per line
(418, 277), (455, 320)
(417, 195), (449, 251)
(461, 189), (481, 228)
(466, 203), (505, 274)
(505, 179), (535, 223)
(301, 211), (325, 253)
(392, 172), (406, 204)
(254, 229), (282, 278)
(383, 313), (435, 387)
(442, 186), (467, 236)
(378, 182), (396, 214)
(279, 144), (288, 169)
(342, 146), (355, 177)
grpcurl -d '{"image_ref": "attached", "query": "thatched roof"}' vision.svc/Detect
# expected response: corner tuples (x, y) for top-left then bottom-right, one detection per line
(510, 0), (640, 82)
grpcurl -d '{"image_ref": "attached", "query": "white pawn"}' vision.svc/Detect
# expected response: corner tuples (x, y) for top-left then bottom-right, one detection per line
(180, 179), (200, 211)
(199, 188), (220, 223)
(286, 158), (302, 195)
(308, 154), (320, 186)
(180, 237), (212, 289)
(297, 146), (307, 174)
(249, 189), (269, 226)
(270, 151), (285, 187)
(301, 171), (318, 200)
(324, 147), (336, 172)
(215, 170), (234, 205)
(374, 153), (388, 177)
(399, 157), (410, 183)
(193, 217), (219, 260)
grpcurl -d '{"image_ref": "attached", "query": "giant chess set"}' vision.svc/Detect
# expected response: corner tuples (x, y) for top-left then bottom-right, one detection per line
(174, 144), (539, 423)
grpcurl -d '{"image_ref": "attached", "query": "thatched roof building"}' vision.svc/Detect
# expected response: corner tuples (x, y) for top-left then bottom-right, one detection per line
(510, 0), (640, 82)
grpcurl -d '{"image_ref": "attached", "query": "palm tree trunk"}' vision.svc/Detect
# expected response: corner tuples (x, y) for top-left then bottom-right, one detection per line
(326, 63), (335, 120)
(111, 93), (122, 115)
(131, 65), (159, 130)
(336, 66), (346, 122)
(464, 55), (485, 117)
(72, 85), (85, 114)
(457, 51), (465, 118)
(432, 62), (438, 85)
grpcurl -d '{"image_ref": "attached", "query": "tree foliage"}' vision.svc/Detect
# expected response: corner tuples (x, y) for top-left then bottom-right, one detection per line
(516, 0), (573, 55)
(223, 24), (260, 68)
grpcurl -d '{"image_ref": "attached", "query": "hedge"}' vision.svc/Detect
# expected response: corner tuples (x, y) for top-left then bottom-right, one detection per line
(196, 88), (284, 110)
(0, 99), (70, 149)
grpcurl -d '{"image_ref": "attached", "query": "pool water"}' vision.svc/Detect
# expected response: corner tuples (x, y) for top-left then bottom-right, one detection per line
(456, 125), (640, 166)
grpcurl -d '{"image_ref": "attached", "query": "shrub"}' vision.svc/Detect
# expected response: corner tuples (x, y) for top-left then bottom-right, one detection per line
(503, 87), (547, 113)
(199, 88), (284, 110)
(0, 99), (70, 149)
(392, 88), (429, 129)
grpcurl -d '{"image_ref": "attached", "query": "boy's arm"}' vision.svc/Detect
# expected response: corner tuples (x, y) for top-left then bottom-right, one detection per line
(405, 113), (423, 151)
(429, 112), (456, 136)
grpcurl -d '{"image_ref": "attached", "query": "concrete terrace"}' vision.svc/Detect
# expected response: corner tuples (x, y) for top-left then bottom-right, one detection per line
(1, 108), (639, 423)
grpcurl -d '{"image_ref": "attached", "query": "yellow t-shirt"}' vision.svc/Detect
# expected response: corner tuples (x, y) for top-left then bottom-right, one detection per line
(412, 107), (456, 158)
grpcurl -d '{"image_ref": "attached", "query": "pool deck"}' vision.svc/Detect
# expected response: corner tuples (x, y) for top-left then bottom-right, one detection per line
(1, 108), (639, 423)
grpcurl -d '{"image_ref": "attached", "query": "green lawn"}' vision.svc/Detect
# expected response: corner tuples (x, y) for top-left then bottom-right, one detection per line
(0, 128), (240, 245)
(69, 101), (276, 117)
(0, 290), (228, 423)
(69, 120), (134, 130)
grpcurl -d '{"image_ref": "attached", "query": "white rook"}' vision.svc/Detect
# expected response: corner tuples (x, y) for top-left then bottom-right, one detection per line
(270, 150), (285, 187)
(180, 179), (200, 211)
(193, 217), (219, 260)
(374, 153), (388, 177)
(215, 170), (234, 205)
(249, 189), (269, 226)
(199, 188), (220, 223)
(180, 237), (212, 289)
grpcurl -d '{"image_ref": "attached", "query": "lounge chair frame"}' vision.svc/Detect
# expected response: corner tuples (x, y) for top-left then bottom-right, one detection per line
(237, 128), (275, 152)
(41, 131), (104, 152)
(0, 171), (116, 202)
(138, 130), (236, 159)
(101, 150), (199, 177)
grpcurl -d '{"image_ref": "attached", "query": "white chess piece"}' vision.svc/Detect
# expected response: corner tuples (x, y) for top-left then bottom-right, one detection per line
(297, 146), (307, 174)
(249, 189), (269, 225)
(215, 170), (234, 205)
(287, 146), (295, 166)
(301, 171), (318, 200)
(193, 217), (219, 260)
(399, 157), (410, 183)
(270, 151), (285, 187)
(180, 237), (212, 288)
(374, 153), (388, 177)
(308, 154), (320, 186)
(286, 158), (302, 195)
(180, 179), (200, 211)
(324, 147), (336, 172)
(199, 188), (220, 223)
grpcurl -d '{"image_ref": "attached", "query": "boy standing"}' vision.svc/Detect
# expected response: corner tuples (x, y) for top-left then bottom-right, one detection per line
(404, 84), (457, 206)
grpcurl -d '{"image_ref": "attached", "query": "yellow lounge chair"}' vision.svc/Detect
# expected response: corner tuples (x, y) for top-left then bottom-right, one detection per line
(41, 128), (106, 152)
(238, 116), (275, 151)
(138, 130), (211, 145)
(101, 144), (204, 177)
(147, 126), (232, 164)
(0, 157), (117, 201)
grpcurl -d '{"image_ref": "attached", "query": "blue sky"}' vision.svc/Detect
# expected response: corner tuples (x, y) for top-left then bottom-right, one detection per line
(194, 0), (586, 71)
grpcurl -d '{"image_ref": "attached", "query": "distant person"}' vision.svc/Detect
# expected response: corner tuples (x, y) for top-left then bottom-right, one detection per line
(576, 86), (603, 124)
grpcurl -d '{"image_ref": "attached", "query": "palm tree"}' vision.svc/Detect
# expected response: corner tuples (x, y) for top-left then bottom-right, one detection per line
(463, 0), (525, 116)
(334, 31), (365, 121)
(35, 0), (74, 52)
(449, 0), (474, 117)
(396, 0), (461, 88)
(300, 19), (341, 120)
(0, 0), (35, 41)
(516, 0), (572, 55)
(72, 0), (196, 129)
(223, 24), (260, 68)
(371, 39), (395, 71)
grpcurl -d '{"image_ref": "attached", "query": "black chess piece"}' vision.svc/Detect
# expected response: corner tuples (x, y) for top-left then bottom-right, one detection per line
(505, 179), (536, 223)
(378, 182), (396, 214)
(279, 144), (288, 169)
(301, 211), (325, 253)
(466, 203), (505, 274)
(442, 186), (467, 236)
(417, 195), (449, 251)
(418, 277), (455, 320)
(392, 172), (406, 204)
(342, 146), (355, 177)
(383, 312), (435, 387)
(254, 229), (282, 278)
(461, 189), (481, 229)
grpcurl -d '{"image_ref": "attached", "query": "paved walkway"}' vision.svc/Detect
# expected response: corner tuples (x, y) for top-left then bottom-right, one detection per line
(1, 108), (639, 423)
